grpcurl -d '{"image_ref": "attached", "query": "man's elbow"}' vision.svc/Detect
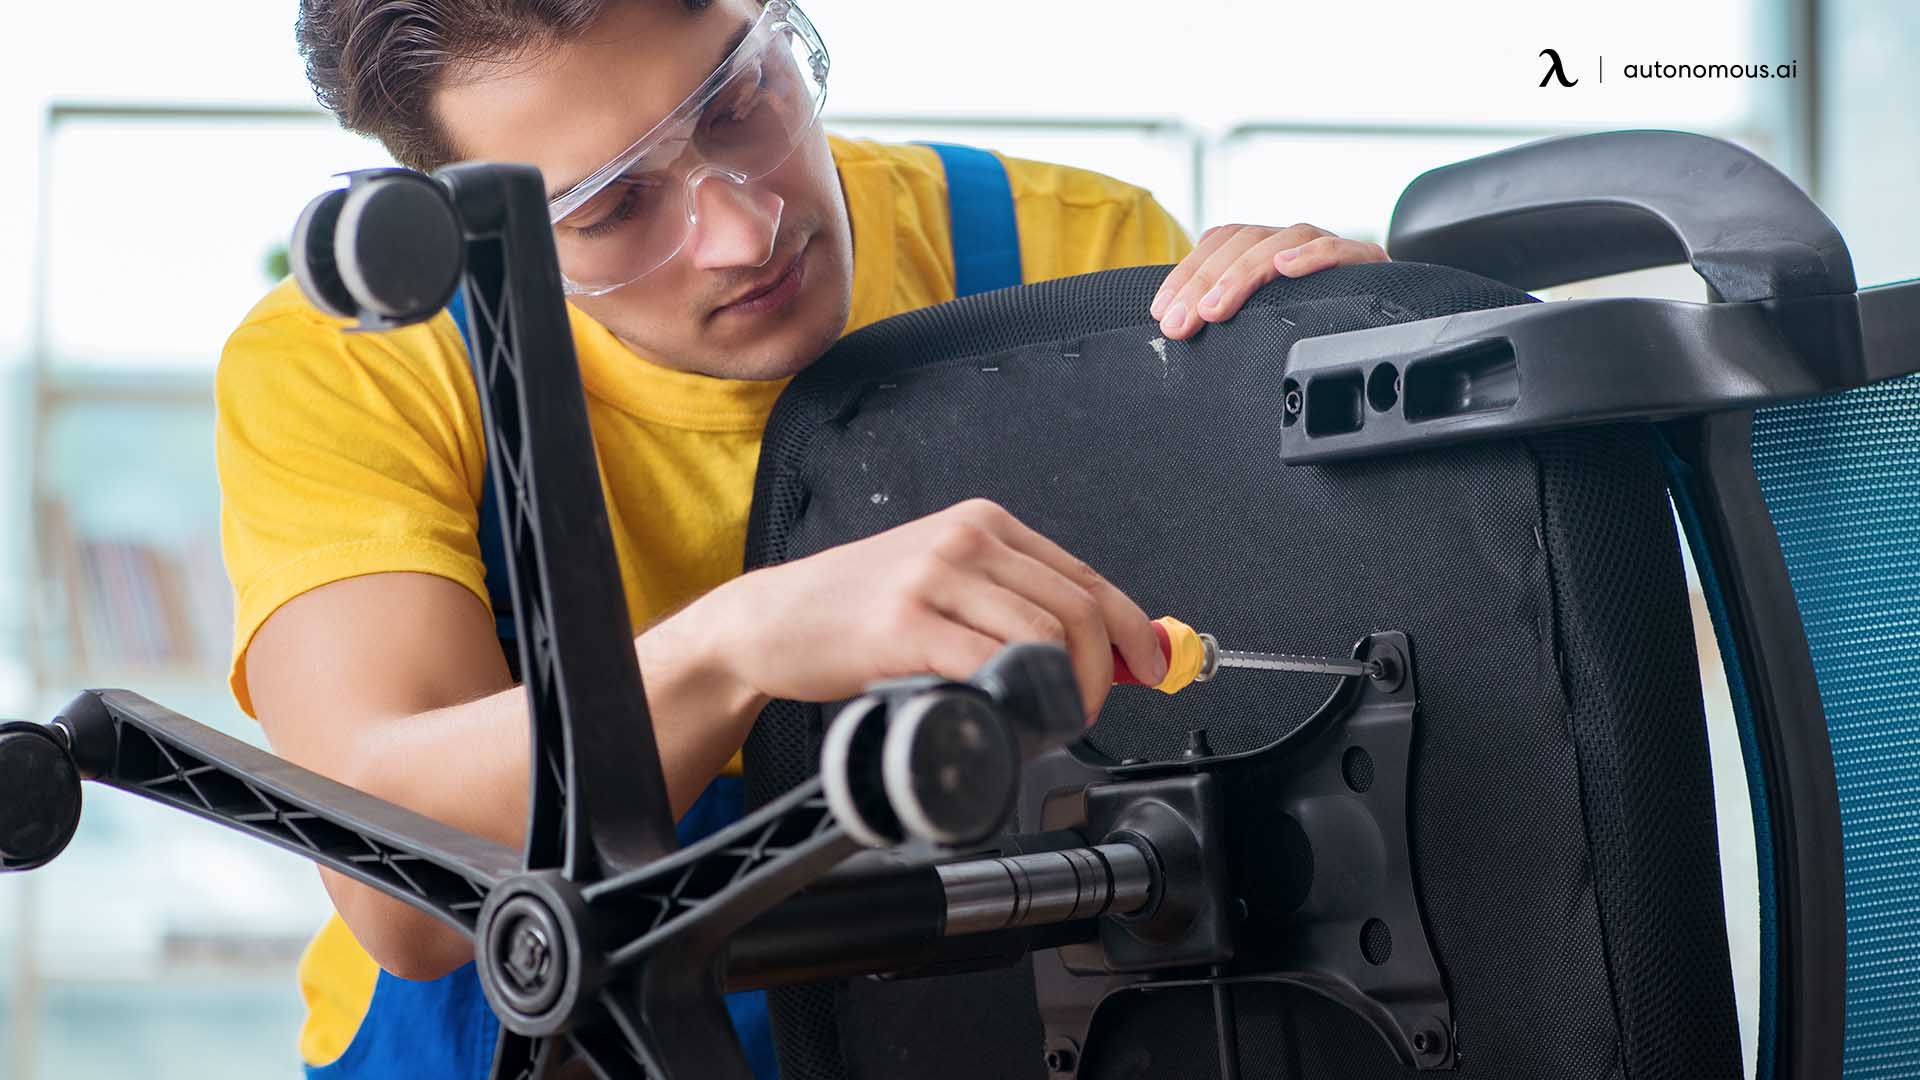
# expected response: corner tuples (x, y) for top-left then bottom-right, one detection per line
(321, 867), (476, 982)
(373, 925), (473, 982)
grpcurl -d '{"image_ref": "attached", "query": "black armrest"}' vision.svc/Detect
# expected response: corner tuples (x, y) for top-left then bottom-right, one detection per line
(1387, 130), (1856, 302)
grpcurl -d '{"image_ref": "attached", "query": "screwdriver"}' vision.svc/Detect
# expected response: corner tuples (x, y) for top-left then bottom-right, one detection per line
(1112, 616), (1385, 694)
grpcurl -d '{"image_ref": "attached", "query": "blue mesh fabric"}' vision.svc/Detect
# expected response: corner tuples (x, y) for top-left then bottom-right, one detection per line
(1752, 374), (1920, 1079)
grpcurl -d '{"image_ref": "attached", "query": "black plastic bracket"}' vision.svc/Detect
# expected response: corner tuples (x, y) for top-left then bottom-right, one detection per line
(1026, 632), (1454, 1075)
(1279, 293), (1840, 465)
(1277, 280), (1920, 466)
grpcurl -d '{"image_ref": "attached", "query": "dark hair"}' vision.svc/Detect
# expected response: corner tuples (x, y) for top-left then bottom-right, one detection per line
(297, 0), (712, 171)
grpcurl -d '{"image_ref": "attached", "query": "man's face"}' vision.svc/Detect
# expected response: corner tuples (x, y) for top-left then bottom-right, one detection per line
(435, 0), (853, 380)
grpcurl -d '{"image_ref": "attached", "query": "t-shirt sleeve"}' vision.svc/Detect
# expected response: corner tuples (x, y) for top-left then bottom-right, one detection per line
(1093, 185), (1195, 269)
(1003, 156), (1196, 282)
(216, 295), (490, 716)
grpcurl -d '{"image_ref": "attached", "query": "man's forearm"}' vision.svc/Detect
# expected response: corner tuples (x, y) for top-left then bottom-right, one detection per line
(322, 608), (766, 981)
(318, 681), (529, 980)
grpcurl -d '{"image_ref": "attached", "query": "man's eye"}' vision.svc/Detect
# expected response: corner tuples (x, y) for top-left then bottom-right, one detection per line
(573, 178), (661, 238)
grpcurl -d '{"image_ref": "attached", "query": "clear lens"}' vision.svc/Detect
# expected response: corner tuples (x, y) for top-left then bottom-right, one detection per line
(552, 10), (829, 296)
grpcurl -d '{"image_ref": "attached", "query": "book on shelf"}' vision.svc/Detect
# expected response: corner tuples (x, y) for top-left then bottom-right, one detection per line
(35, 498), (232, 679)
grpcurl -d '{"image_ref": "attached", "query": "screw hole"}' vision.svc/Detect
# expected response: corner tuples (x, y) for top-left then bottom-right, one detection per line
(1342, 746), (1375, 793)
(1361, 917), (1393, 965)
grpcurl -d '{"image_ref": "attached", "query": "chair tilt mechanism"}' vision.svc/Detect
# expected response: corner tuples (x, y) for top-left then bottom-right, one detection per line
(2, 130), (1916, 1080)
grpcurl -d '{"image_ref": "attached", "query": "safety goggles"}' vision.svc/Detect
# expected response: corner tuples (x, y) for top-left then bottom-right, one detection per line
(547, 0), (830, 296)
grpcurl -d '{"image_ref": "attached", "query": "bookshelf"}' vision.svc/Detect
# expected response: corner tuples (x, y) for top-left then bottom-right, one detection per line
(33, 394), (228, 684)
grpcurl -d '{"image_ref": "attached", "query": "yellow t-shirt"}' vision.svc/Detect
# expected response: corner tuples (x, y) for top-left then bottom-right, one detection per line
(216, 135), (1191, 1068)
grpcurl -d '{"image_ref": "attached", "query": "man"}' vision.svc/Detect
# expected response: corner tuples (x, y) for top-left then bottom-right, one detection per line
(218, 0), (1390, 1074)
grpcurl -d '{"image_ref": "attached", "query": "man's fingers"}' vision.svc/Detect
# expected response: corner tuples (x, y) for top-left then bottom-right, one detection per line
(924, 572), (1067, 652)
(1159, 226), (1284, 340)
(965, 505), (1165, 700)
(926, 507), (1118, 713)
(919, 500), (1160, 718)
(912, 616), (1010, 686)
(1276, 236), (1390, 277)
(1162, 224), (1329, 340)
(963, 543), (1120, 716)
(1193, 232), (1306, 327)
(1157, 225), (1374, 336)
(1155, 224), (1274, 325)
(918, 539), (1118, 721)
(1151, 224), (1240, 320)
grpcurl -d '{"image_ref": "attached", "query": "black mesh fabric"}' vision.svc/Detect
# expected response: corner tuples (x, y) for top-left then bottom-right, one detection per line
(742, 263), (1740, 1079)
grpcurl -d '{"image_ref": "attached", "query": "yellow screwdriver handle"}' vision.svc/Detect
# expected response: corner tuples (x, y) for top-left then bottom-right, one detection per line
(1112, 616), (1213, 694)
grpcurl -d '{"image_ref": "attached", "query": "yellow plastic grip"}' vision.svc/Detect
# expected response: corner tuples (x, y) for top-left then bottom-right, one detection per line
(1151, 616), (1208, 695)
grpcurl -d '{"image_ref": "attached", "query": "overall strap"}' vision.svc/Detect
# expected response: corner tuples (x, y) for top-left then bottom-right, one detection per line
(920, 142), (1025, 296)
(446, 288), (521, 663)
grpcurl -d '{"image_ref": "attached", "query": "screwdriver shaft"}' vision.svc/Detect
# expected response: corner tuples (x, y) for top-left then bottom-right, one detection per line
(1215, 650), (1380, 679)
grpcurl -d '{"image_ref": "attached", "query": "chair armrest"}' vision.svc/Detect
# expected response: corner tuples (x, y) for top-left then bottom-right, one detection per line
(1387, 129), (1856, 302)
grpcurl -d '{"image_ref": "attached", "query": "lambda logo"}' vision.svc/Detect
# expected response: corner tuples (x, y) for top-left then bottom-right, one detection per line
(1539, 48), (1579, 87)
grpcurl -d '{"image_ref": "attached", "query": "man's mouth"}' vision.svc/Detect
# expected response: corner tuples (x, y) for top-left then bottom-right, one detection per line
(713, 243), (808, 319)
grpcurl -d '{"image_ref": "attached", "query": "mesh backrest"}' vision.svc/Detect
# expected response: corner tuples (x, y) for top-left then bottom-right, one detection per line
(744, 262), (1742, 1079)
(1752, 376), (1920, 1079)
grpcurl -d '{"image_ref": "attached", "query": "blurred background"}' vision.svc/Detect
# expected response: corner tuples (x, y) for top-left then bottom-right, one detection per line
(0, 0), (1914, 1076)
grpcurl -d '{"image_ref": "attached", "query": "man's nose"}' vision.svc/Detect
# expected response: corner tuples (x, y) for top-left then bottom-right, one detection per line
(687, 175), (784, 271)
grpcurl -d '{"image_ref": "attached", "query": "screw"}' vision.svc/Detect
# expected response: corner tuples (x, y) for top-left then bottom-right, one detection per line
(1044, 1047), (1077, 1073)
(1412, 1021), (1448, 1061)
(1365, 646), (1408, 692)
(1284, 388), (1304, 417)
(504, 921), (551, 990)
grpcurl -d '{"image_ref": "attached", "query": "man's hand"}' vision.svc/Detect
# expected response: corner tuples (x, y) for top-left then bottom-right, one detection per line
(1152, 223), (1390, 340)
(689, 499), (1167, 722)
